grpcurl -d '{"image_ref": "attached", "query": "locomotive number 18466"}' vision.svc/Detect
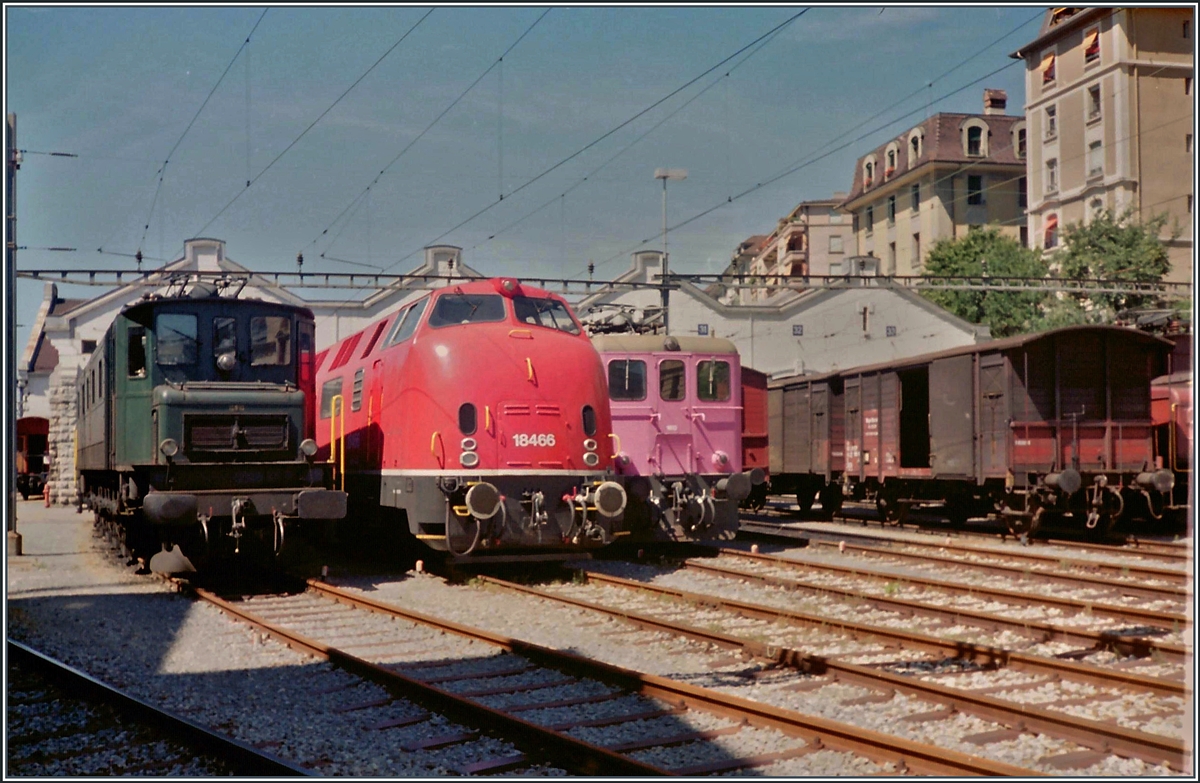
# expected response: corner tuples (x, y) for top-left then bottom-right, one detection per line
(512, 433), (556, 447)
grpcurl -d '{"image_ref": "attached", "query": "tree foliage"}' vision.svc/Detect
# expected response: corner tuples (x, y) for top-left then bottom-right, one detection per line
(1056, 208), (1175, 317)
(921, 226), (1054, 337)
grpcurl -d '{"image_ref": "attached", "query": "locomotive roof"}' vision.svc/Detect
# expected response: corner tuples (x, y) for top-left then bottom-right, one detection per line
(769, 324), (1174, 388)
(591, 334), (740, 355)
(121, 293), (315, 321)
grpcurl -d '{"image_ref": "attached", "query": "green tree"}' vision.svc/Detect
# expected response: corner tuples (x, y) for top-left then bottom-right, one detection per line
(921, 226), (1057, 337)
(1056, 208), (1175, 318)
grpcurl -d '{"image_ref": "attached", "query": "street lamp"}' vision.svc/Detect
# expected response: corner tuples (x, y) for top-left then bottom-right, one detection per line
(654, 168), (687, 335)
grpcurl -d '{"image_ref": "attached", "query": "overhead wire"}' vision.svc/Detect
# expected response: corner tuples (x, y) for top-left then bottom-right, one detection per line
(363, 8), (811, 279)
(308, 7), (552, 266)
(467, 9), (799, 256)
(137, 8), (270, 254)
(188, 7), (436, 245)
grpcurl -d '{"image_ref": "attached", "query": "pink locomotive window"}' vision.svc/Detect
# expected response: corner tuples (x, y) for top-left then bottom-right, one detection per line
(608, 359), (646, 400)
(513, 296), (580, 334)
(428, 293), (506, 328)
(697, 361), (731, 401)
(660, 360), (686, 401)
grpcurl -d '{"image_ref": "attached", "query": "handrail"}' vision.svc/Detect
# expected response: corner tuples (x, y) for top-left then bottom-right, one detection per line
(328, 395), (345, 491)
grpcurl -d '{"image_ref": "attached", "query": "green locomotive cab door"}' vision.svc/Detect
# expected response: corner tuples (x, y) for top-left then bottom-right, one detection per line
(118, 322), (155, 468)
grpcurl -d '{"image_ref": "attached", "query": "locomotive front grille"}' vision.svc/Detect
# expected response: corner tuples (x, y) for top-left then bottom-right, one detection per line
(185, 414), (290, 452)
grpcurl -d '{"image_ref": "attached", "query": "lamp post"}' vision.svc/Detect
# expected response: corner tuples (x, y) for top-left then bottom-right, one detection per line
(654, 168), (686, 335)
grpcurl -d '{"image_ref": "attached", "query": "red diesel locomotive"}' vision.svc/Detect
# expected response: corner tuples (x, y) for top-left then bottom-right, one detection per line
(314, 278), (628, 558)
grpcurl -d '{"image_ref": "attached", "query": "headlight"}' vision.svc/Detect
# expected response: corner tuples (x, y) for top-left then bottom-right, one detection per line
(216, 352), (237, 371)
(583, 452), (600, 467)
(583, 439), (598, 452)
(159, 438), (179, 458)
(461, 438), (477, 452)
(299, 438), (319, 457)
(460, 451), (480, 468)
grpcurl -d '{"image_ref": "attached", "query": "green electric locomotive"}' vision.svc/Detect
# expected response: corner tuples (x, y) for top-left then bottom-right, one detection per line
(76, 278), (346, 572)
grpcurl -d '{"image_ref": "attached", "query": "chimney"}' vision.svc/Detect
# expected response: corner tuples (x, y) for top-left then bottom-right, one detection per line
(983, 89), (1007, 115)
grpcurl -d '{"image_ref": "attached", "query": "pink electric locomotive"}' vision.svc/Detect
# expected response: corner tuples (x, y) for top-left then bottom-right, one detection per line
(591, 334), (763, 541)
(314, 278), (627, 558)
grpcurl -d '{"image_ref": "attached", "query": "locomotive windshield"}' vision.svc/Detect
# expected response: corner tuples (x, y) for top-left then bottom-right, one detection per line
(427, 293), (506, 328)
(156, 314), (198, 365)
(513, 296), (580, 335)
(697, 360), (731, 401)
(251, 316), (292, 365)
(608, 359), (647, 401)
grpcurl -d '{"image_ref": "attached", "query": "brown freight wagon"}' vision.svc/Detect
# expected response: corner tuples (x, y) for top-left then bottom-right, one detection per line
(768, 325), (1175, 538)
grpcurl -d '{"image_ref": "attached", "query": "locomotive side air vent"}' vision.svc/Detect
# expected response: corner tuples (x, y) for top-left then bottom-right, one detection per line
(185, 414), (290, 452)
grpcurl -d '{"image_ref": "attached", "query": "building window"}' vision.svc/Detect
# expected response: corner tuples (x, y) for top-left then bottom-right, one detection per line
(1045, 105), (1057, 140)
(1020, 225), (1029, 247)
(1185, 19), (1191, 38)
(1087, 85), (1101, 121)
(910, 134), (921, 162)
(1084, 28), (1100, 63)
(886, 148), (896, 177)
(1088, 140), (1103, 179)
(910, 182), (920, 211)
(912, 233), (921, 263)
(1018, 176), (1027, 208)
(1044, 215), (1058, 249)
(1187, 77), (1193, 96)
(1017, 127), (1027, 158)
(1046, 159), (1058, 194)
(1188, 133), (1193, 154)
(887, 242), (897, 275)
(864, 161), (874, 188)
(82, 339), (97, 354)
(829, 235), (844, 253)
(967, 126), (983, 156)
(1041, 51), (1056, 84)
(866, 206), (874, 234)
(967, 175), (984, 205)
(887, 195), (896, 225)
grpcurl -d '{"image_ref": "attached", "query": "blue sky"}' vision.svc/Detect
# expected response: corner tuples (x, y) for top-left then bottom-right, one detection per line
(6, 5), (1040, 355)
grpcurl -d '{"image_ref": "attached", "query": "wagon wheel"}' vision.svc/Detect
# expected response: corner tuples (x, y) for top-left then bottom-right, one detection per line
(876, 495), (899, 526)
(818, 484), (844, 518)
(1007, 507), (1043, 543)
(796, 489), (817, 515)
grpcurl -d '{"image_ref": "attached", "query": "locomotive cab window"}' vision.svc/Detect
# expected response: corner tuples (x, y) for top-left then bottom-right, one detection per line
(251, 316), (292, 366)
(512, 296), (581, 334)
(128, 326), (147, 378)
(155, 313), (198, 365)
(608, 359), (646, 401)
(427, 293), (506, 328)
(320, 377), (344, 420)
(385, 298), (429, 347)
(697, 361), (731, 402)
(660, 360), (686, 402)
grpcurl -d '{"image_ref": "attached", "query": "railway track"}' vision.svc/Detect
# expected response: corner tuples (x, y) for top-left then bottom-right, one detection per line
(169, 575), (1040, 775)
(754, 501), (1192, 563)
(737, 521), (1190, 602)
(477, 568), (1188, 772)
(6, 640), (309, 777)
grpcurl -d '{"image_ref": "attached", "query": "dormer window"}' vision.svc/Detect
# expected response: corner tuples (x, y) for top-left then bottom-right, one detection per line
(967, 127), (982, 156)
(863, 161), (874, 188)
(1016, 126), (1027, 159)
(885, 148), (897, 178)
(961, 119), (989, 157)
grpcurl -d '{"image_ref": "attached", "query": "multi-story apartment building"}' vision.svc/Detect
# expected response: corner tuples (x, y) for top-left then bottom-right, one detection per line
(840, 90), (1029, 276)
(741, 197), (852, 302)
(1011, 7), (1194, 281)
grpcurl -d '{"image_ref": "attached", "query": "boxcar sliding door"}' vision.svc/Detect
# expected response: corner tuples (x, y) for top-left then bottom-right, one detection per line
(929, 355), (975, 478)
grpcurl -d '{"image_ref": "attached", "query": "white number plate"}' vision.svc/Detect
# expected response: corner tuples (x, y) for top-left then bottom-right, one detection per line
(513, 433), (556, 447)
